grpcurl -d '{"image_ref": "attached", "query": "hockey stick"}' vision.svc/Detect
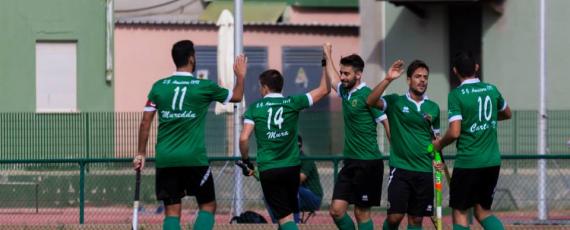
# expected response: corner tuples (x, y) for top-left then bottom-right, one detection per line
(424, 113), (449, 230)
(428, 144), (444, 230)
(423, 114), (451, 183)
(131, 169), (141, 230)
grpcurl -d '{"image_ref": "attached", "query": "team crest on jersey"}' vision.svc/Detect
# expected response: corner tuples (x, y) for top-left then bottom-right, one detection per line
(426, 205), (433, 212)
(361, 194), (368, 202)
(351, 99), (358, 107)
(402, 106), (410, 113)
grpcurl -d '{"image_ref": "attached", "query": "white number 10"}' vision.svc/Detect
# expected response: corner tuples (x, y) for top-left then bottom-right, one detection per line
(267, 107), (284, 130)
(477, 95), (492, 121)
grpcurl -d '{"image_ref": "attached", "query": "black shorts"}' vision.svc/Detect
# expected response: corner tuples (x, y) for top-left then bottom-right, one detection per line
(450, 166), (500, 210)
(332, 159), (383, 207)
(155, 166), (215, 206)
(387, 167), (434, 216)
(260, 165), (301, 220)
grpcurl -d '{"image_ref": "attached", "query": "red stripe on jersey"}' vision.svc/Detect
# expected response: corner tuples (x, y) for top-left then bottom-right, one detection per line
(145, 100), (156, 108)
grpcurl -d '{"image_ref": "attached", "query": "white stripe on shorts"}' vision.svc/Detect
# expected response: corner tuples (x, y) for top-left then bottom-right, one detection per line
(199, 167), (212, 187)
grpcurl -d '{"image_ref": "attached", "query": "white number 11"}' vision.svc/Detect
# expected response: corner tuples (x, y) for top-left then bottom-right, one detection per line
(172, 86), (187, 110)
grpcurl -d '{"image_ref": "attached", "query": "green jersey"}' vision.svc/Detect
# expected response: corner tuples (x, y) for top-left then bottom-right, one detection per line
(448, 78), (507, 168)
(145, 72), (231, 168)
(382, 92), (440, 172)
(243, 93), (312, 172)
(337, 83), (385, 160)
(300, 152), (323, 198)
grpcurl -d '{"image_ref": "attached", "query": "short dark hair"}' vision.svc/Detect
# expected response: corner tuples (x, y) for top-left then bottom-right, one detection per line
(171, 40), (195, 68)
(340, 54), (365, 72)
(407, 60), (429, 78)
(452, 51), (477, 77)
(259, 69), (284, 93)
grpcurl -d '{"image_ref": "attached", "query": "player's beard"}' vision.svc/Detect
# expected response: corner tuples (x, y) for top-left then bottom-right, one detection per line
(410, 84), (427, 97)
(342, 78), (357, 89)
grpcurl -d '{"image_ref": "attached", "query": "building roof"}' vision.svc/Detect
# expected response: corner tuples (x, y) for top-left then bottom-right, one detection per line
(115, 17), (358, 28)
(115, 0), (359, 27)
(288, 0), (357, 8)
(198, 1), (287, 23)
(115, 0), (204, 18)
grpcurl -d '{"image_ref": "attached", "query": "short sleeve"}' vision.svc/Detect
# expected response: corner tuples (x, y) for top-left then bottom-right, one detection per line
(433, 105), (441, 135)
(448, 92), (462, 123)
(496, 86), (507, 111)
(243, 105), (255, 125)
(291, 94), (312, 111)
(207, 81), (232, 104)
(336, 82), (344, 98)
(370, 107), (386, 123)
(144, 85), (157, 112)
(381, 94), (399, 113)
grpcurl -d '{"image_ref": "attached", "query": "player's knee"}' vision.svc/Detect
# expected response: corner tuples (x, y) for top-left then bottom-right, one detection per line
(474, 205), (491, 221)
(199, 201), (217, 213)
(386, 214), (404, 225)
(165, 204), (182, 216)
(354, 206), (371, 222)
(452, 209), (469, 225)
(329, 206), (345, 219)
(407, 215), (423, 226)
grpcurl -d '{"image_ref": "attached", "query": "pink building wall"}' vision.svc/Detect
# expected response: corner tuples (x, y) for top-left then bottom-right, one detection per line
(114, 25), (359, 112)
(287, 7), (359, 25)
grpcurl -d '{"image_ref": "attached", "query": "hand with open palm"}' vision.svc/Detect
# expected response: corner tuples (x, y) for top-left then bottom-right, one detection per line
(386, 60), (405, 82)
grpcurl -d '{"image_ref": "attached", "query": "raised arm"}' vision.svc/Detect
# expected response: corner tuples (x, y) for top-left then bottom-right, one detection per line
(323, 43), (340, 92)
(366, 60), (405, 109)
(229, 55), (247, 102)
(308, 44), (332, 104)
(133, 111), (156, 170)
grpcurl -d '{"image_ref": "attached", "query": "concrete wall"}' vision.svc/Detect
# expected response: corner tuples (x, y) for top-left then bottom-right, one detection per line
(546, 0), (570, 110)
(0, 0), (112, 112)
(383, 4), (450, 109)
(482, 0), (539, 110)
(375, 0), (570, 111)
(483, 0), (570, 110)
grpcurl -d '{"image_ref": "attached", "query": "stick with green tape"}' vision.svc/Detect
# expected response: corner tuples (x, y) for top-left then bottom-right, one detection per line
(428, 144), (444, 230)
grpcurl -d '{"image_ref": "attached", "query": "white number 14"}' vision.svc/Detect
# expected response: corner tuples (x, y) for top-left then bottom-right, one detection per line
(267, 107), (284, 130)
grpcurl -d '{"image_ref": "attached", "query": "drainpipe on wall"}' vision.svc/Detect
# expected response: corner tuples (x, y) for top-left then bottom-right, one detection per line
(106, 0), (114, 85)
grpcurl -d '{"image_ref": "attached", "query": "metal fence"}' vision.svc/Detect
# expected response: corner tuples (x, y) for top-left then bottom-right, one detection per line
(1, 111), (570, 161)
(1, 111), (570, 228)
(0, 156), (569, 227)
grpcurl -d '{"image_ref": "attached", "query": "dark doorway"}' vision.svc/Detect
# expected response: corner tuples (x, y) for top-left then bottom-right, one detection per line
(448, 2), (483, 88)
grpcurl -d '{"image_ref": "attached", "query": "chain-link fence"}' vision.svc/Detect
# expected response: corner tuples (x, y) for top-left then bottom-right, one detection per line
(2, 111), (570, 160)
(1, 111), (570, 228)
(1, 157), (569, 228)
